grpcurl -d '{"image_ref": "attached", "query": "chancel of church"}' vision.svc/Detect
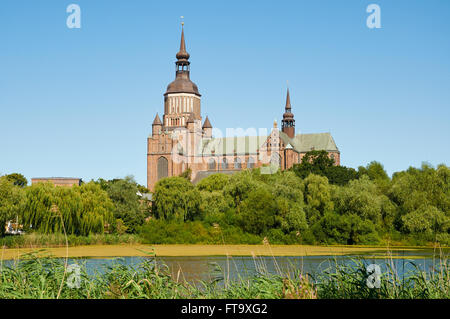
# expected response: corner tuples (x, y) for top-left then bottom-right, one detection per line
(147, 24), (340, 191)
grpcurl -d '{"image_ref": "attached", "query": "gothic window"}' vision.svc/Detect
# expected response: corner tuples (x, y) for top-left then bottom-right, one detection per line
(270, 152), (281, 168)
(234, 157), (242, 169)
(247, 157), (255, 169)
(208, 158), (216, 171)
(157, 157), (168, 180)
(221, 158), (228, 170)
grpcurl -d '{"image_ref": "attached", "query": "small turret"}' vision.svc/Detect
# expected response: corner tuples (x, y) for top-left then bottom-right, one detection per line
(202, 116), (212, 138)
(152, 113), (162, 136)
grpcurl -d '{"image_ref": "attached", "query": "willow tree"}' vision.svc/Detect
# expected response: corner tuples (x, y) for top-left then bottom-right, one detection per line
(0, 177), (25, 236)
(21, 182), (114, 236)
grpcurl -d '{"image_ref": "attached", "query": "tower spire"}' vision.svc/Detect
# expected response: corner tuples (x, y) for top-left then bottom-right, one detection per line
(281, 85), (295, 138)
(176, 20), (190, 63)
(285, 87), (291, 111)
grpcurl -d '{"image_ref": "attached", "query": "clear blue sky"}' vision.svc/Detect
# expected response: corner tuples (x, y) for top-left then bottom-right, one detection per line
(1, 0), (449, 186)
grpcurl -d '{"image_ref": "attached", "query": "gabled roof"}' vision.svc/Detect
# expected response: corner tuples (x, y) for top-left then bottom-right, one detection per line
(195, 131), (338, 156)
(290, 132), (339, 152)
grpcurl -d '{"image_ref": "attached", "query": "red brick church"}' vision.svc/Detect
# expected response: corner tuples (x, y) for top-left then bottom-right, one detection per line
(147, 24), (340, 191)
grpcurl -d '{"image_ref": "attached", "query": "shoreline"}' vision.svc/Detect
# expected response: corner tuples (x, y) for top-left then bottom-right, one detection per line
(1, 244), (447, 260)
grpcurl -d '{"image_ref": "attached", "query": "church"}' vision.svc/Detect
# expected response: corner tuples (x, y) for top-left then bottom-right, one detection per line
(147, 25), (340, 191)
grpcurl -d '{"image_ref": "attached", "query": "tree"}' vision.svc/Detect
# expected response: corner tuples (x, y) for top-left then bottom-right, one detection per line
(390, 163), (450, 215)
(153, 177), (201, 222)
(303, 174), (334, 224)
(332, 176), (384, 225)
(101, 176), (146, 233)
(5, 173), (28, 187)
(291, 150), (334, 179)
(197, 173), (230, 192)
(179, 168), (192, 180)
(291, 150), (358, 185)
(0, 177), (24, 236)
(311, 212), (379, 245)
(20, 182), (114, 236)
(238, 186), (277, 235)
(401, 206), (449, 235)
(223, 171), (262, 208)
(323, 165), (359, 186)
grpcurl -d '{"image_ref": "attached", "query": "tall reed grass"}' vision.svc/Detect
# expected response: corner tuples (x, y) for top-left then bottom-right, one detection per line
(0, 251), (448, 299)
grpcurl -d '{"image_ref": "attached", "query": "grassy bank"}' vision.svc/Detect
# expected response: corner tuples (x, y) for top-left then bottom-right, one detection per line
(0, 233), (143, 249)
(2, 244), (446, 260)
(0, 252), (448, 299)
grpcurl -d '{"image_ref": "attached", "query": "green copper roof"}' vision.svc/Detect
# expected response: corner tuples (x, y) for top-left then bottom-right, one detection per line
(200, 131), (338, 156)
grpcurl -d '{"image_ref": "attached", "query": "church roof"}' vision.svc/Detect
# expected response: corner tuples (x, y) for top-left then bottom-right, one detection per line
(200, 131), (338, 156)
(288, 132), (339, 152)
(165, 73), (200, 96)
(202, 135), (268, 155)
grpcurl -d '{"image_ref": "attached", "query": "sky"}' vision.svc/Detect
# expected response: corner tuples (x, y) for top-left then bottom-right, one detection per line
(0, 0), (449, 186)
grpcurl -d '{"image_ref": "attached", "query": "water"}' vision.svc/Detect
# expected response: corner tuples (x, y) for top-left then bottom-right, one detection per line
(3, 249), (447, 284)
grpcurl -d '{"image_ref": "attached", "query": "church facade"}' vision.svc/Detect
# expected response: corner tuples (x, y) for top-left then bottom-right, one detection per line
(147, 25), (340, 191)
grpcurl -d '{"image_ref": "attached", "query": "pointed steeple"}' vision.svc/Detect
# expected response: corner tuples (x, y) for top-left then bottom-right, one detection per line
(165, 22), (200, 97)
(285, 87), (291, 111)
(152, 113), (162, 125)
(202, 116), (212, 129)
(176, 23), (190, 62)
(281, 85), (295, 138)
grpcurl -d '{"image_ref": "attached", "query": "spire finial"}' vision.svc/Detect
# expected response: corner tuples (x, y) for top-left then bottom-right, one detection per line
(285, 85), (291, 110)
(181, 16), (184, 26)
(176, 18), (189, 61)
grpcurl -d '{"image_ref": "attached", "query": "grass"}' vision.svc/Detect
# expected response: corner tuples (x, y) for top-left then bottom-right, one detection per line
(0, 233), (143, 248)
(0, 251), (448, 299)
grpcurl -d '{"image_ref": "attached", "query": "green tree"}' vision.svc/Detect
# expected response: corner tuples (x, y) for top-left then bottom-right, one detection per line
(291, 150), (358, 185)
(0, 177), (25, 236)
(323, 165), (359, 186)
(153, 177), (201, 222)
(21, 182), (114, 236)
(102, 176), (146, 233)
(312, 212), (379, 245)
(303, 174), (333, 224)
(238, 186), (277, 235)
(401, 206), (449, 235)
(223, 171), (262, 209)
(291, 150), (335, 179)
(4, 173), (28, 187)
(197, 173), (230, 192)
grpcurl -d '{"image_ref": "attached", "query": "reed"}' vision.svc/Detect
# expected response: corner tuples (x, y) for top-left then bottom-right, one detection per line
(0, 251), (447, 299)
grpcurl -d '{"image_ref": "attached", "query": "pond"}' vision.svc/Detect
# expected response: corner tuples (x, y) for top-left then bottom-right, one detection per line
(2, 248), (447, 284)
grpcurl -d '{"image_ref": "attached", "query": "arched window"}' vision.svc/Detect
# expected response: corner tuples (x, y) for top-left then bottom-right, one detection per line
(234, 157), (242, 169)
(330, 154), (336, 164)
(221, 158), (228, 170)
(157, 157), (168, 180)
(247, 157), (255, 169)
(270, 152), (281, 168)
(208, 158), (216, 170)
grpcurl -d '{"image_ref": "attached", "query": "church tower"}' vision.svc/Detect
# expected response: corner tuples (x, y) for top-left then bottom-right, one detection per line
(163, 23), (202, 130)
(281, 87), (295, 138)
